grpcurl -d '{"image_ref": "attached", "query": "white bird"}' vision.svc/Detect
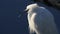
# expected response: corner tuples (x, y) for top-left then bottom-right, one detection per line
(25, 3), (58, 34)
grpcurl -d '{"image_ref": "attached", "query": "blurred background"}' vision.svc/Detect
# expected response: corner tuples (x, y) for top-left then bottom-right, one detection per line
(0, 0), (33, 34)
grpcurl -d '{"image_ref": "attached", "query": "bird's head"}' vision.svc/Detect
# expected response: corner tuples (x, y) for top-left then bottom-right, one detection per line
(24, 3), (39, 13)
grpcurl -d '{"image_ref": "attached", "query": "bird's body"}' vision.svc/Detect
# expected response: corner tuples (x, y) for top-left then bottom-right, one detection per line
(25, 3), (58, 34)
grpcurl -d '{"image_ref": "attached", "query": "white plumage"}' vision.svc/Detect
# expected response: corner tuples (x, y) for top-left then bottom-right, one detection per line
(25, 3), (58, 34)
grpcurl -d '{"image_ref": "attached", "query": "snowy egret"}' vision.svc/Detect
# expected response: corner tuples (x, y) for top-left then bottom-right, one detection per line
(25, 3), (58, 34)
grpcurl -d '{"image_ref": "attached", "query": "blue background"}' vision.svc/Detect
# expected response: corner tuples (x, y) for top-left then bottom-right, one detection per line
(0, 0), (32, 34)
